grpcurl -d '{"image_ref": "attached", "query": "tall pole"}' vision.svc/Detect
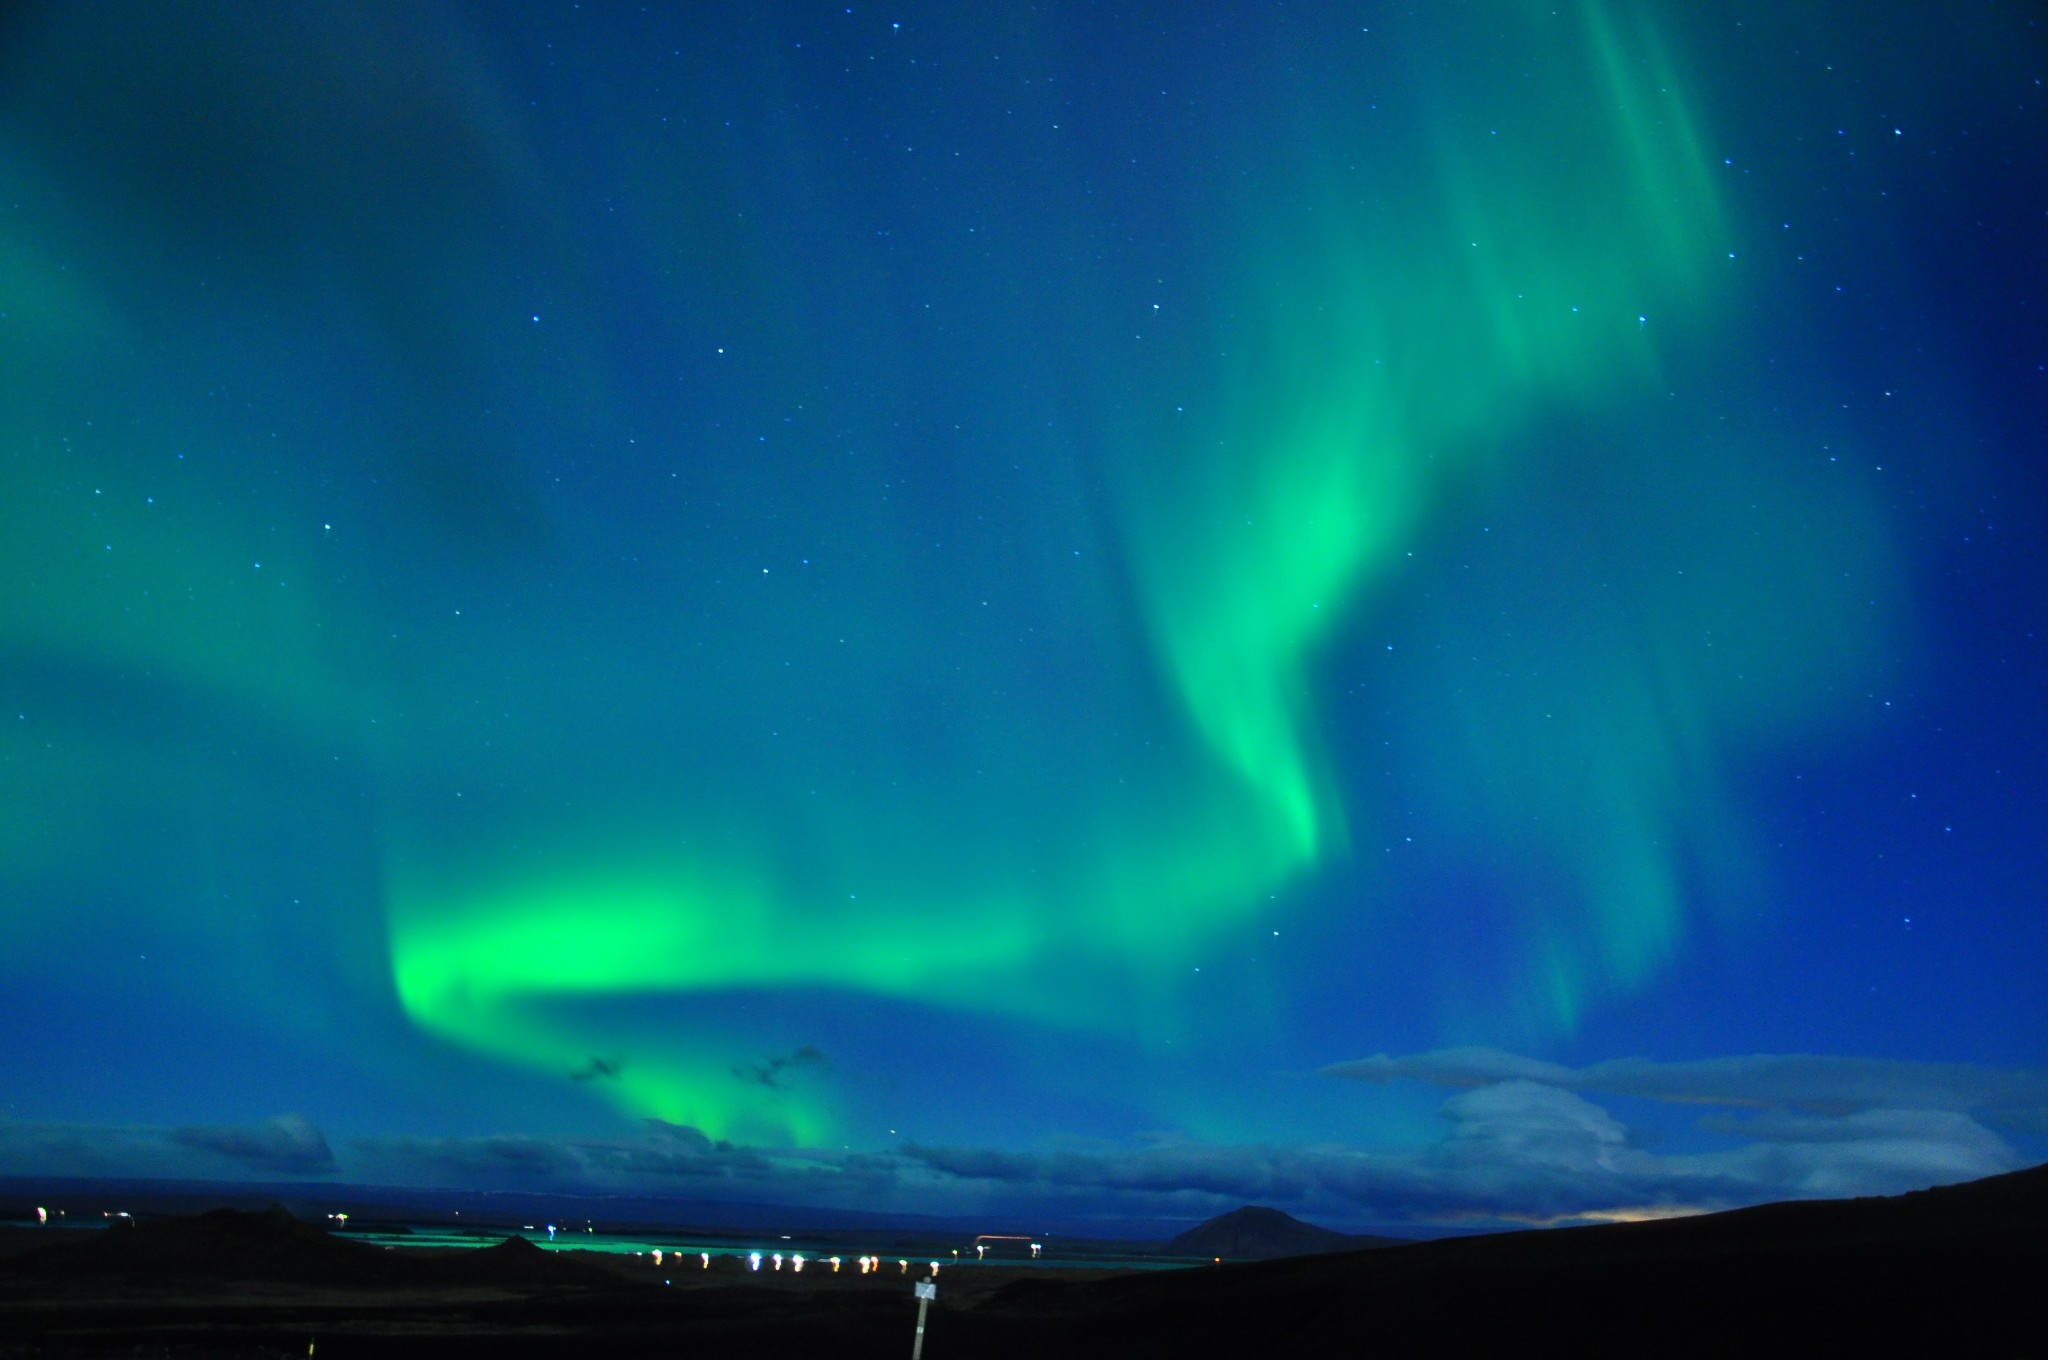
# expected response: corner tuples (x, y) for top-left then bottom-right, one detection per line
(912, 1292), (931, 1359)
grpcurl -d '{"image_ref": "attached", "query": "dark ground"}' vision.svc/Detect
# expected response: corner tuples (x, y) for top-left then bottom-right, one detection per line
(1, 1163), (2042, 1358)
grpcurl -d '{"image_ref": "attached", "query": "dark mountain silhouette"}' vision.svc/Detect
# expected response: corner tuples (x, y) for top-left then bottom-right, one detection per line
(962, 1161), (2048, 1357)
(1162, 1205), (1404, 1259)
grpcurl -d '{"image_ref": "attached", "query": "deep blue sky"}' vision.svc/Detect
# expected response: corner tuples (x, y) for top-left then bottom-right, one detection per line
(0, 1), (2042, 1232)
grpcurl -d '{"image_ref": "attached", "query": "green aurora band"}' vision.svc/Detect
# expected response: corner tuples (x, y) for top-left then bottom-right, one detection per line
(387, 2), (1850, 1139)
(0, 1), (1904, 1143)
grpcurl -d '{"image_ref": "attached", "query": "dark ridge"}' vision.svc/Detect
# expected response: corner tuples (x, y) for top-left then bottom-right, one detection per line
(1161, 1205), (1404, 1260)
(18, 1204), (633, 1291)
(22, 1203), (397, 1284)
(961, 1161), (2048, 1357)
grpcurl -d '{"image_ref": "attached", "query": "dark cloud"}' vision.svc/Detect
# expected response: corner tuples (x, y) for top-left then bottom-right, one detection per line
(353, 1133), (584, 1179)
(904, 1144), (1043, 1185)
(731, 1045), (830, 1090)
(642, 1118), (717, 1152)
(1324, 1048), (2048, 1128)
(349, 1121), (893, 1203)
(568, 1056), (622, 1083)
(0, 1117), (188, 1179)
(166, 1114), (335, 1174)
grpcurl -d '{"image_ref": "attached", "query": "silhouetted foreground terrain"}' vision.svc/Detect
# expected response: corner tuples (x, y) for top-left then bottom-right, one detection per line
(1, 1164), (2042, 1358)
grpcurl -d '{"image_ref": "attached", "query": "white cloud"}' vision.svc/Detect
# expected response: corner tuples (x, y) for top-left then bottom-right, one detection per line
(1324, 1048), (2048, 1127)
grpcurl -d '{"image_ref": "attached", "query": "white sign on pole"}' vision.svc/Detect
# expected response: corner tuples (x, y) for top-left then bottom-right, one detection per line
(912, 1280), (937, 1360)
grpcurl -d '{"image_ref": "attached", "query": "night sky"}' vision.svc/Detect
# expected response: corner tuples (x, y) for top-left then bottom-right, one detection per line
(2, 1), (2044, 1233)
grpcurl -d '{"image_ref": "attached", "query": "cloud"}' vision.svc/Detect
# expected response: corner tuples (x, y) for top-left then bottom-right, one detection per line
(354, 1132), (585, 1179)
(1440, 1081), (1633, 1168)
(2, 1048), (2034, 1233)
(347, 1120), (893, 1203)
(731, 1045), (830, 1090)
(1689, 1107), (2023, 1198)
(1323, 1048), (2048, 1128)
(0, 1116), (192, 1179)
(0, 1113), (336, 1179)
(568, 1056), (622, 1083)
(896, 1054), (2039, 1229)
(167, 1114), (335, 1173)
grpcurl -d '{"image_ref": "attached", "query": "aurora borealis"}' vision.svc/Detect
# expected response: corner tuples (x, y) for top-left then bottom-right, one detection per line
(2, 2), (2043, 1228)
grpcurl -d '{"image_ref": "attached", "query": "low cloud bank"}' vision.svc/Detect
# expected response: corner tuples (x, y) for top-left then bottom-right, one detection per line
(0, 1113), (335, 1180)
(896, 1050), (2040, 1226)
(901, 1071), (2028, 1228)
(3, 1049), (2037, 1231)
(168, 1114), (335, 1173)
(1324, 1048), (2048, 1129)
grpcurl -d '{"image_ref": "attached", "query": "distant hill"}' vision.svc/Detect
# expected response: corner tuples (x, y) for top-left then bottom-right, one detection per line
(1163, 1205), (1404, 1260)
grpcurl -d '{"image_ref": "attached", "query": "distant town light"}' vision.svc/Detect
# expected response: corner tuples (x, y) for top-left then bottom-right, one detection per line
(748, 1252), (762, 1272)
